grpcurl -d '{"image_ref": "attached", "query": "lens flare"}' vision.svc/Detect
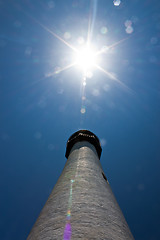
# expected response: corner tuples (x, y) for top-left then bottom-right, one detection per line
(63, 223), (72, 240)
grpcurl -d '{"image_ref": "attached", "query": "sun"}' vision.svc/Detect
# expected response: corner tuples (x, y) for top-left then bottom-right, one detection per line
(74, 44), (97, 72)
(35, 20), (131, 91)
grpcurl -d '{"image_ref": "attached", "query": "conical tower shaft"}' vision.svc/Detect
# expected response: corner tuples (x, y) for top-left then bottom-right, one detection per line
(27, 130), (134, 240)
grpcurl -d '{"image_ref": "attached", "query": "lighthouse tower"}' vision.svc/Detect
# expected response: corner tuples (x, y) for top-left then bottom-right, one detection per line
(27, 130), (134, 240)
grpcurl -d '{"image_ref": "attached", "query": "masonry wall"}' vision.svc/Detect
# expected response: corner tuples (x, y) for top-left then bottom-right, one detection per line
(27, 141), (134, 240)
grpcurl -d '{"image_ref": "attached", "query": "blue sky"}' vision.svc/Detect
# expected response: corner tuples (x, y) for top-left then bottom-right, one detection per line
(0, 0), (160, 239)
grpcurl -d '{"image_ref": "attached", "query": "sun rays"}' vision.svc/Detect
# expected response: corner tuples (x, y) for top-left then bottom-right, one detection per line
(34, 18), (134, 122)
(41, 26), (130, 91)
(27, 11), (132, 92)
(37, 21), (130, 90)
(25, 6), (134, 124)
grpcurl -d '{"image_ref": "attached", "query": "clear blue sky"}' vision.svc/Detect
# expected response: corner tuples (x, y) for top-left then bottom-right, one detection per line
(0, 0), (160, 239)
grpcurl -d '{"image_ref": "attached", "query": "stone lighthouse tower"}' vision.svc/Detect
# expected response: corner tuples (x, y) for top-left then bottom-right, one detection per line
(27, 130), (134, 240)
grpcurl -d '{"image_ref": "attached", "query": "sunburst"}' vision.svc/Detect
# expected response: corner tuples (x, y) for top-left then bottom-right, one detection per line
(27, 12), (133, 123)
(28, 13), (133, 91)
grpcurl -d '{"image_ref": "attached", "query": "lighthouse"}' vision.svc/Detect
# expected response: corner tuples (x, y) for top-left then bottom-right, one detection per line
(27, 130), (134, 239)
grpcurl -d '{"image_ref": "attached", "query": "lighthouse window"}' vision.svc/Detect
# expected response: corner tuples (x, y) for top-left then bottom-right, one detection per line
(102, 172), (107, 182)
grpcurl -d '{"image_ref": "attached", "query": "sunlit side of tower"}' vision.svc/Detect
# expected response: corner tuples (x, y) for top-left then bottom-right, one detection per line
(27, 130), (134, 240)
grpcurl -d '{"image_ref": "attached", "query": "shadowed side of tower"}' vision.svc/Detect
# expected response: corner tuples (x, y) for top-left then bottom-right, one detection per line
(27, 130), (134, 240)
